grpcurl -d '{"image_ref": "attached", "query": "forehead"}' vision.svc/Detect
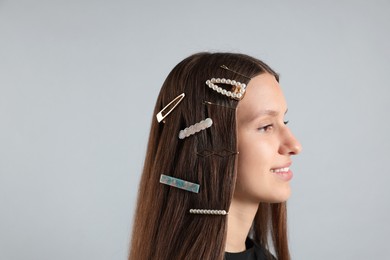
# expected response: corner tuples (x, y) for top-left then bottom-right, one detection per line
(237, 73), (287, 122)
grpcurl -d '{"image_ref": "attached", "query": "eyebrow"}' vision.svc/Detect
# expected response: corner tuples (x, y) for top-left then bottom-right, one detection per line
(246, 108), (288, 123)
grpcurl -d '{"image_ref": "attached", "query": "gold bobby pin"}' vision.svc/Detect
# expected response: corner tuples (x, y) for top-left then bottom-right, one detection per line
(220, 65), (251, 79)
(202, 101), (235, 110)
(156, 93), (185, 123)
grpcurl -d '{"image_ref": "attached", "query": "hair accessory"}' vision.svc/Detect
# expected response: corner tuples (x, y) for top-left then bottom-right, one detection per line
(189, 209), (228, 215)
(220, 65), (251, 79)
(205, 78), (246, 100)
(156, 93), (185, 123)
(197, 149), (238, 158)
(178, 118), (213, 139)
(203, 101), (235, 110)
(160, 174), (200, 193)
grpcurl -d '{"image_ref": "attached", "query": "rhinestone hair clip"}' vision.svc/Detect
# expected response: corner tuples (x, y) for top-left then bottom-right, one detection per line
(178, 118), (213, 139)
(156, 93), (185, 123)
(205, 78), (246, 100)
(160, 174), (200, 193)
(189, 209), (228, 215)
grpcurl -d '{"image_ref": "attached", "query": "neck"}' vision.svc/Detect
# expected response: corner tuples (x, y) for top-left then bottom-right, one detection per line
(225, 197), (259, 252)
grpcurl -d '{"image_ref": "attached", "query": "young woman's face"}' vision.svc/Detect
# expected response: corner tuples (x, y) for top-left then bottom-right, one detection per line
(235, 73), (302, 204)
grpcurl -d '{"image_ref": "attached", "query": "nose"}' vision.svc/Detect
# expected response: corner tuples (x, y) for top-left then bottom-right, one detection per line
(279, 128), (302, 155)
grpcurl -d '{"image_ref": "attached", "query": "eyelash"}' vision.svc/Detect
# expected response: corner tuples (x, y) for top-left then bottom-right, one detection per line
(258, 125), (273, 132)
(257, 121), (289, 132)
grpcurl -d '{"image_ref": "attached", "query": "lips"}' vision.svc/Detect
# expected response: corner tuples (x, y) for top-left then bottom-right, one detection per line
(270, 162), (291, 172)
(270, 162), (293, 181)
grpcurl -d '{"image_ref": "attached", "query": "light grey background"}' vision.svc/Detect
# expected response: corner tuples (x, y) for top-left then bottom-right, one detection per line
(1, 1), (389, 259)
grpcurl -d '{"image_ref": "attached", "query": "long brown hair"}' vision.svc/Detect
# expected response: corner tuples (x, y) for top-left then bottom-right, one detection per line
(129, 52), (290, 260)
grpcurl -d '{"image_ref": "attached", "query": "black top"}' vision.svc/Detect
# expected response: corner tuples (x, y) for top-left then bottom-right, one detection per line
(224, 238), (274, 260)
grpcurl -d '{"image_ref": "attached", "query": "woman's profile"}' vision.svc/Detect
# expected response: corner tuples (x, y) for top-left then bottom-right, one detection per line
(129, 52), (302, 260)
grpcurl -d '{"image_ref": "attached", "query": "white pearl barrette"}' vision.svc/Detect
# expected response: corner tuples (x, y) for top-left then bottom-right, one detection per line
(178, 118), (213, 139)
(205, 78), (246, 100)
(189, 209), (228, 215)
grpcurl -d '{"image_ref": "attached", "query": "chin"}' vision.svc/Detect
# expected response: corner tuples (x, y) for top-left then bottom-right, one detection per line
(261, 186), (291, 203)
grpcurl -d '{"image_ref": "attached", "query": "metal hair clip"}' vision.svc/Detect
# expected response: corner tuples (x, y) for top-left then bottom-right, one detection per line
(189, 209), (228, 215)
(197, 148), (239, 158)
(156, 93), (185, 123)
(178, 118), (213, 139)
(205, 78), (246, 100)
(220, 65), (251, 79)
(202, 101), (235, 110)
(160, 174), (200, 193)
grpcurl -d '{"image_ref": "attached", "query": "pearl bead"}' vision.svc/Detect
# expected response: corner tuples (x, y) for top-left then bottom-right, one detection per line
(205, 78), (246, 100)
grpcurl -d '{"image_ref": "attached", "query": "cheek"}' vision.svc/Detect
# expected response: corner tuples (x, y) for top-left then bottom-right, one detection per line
(235, 134), (292, 203)
(236, 138), (273, 187)
(237, 137), (274, 172)
(235, 137), (285, 200)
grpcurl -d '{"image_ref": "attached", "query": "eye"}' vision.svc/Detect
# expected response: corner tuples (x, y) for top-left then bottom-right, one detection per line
(258, 124), (274, 132)
(284, 120), (289, 125)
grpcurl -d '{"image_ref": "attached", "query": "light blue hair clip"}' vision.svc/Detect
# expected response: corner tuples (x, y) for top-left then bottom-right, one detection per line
(159, 174), (200, 193)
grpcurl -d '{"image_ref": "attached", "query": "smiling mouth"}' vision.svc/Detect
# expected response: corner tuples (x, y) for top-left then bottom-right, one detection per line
(270, 167), (290, 173)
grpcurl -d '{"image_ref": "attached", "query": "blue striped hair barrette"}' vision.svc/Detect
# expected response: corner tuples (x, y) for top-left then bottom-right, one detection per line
(159, 174), (200, 193)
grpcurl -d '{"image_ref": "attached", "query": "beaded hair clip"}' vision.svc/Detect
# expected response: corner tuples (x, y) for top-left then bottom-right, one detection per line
(205, 65), (251, 101)
(189, 209), (228, 216)
(205, 78), (246, 100)
(178, 118), (213, 139)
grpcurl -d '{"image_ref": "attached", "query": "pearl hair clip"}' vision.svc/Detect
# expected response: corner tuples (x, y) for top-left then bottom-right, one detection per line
(178, 118), (213, 139)
(189, 209), (228, 215)
(156, 93), (185, 123)
(205, 78), (246, 100)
